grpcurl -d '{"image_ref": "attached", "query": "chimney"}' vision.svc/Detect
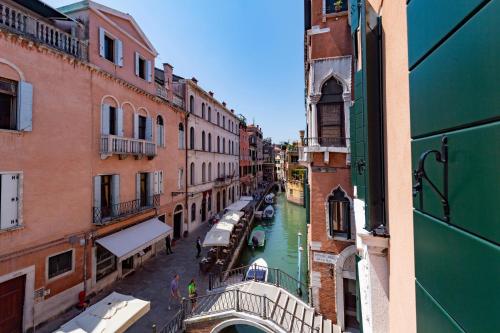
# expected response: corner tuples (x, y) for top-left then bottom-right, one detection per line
(191, 77), (198, 84)
(222, 101), (226, 107)
(163, 63), (173, 101)
(230, 109), (235, 113)
(209, 91), (214, 97)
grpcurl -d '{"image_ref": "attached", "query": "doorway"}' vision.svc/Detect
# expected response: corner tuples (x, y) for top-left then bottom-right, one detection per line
(201, 198), (207, 222)
(0, 275), (25, 333)
(173, 205), (183, 239)
(216, 192), (221, 213)
(121, 257), (134, 276)
(343, 278), (359, 330)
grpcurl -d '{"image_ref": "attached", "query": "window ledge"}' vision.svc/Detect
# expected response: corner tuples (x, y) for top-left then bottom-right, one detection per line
(0, 225), (24, 234)
(0, 128), (23, 135)
(325, 11), (348, 19)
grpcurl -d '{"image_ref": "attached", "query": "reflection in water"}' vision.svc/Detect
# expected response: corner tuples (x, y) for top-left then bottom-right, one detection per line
(220, 324), (265, 333)
(240, 193), (308, 285)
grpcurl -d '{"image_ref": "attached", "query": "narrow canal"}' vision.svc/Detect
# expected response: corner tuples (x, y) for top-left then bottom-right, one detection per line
(240, 192), (308, 288)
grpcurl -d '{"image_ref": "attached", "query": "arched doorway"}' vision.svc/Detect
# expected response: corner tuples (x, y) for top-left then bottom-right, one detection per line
(216, 192), (221, 213)
(335, 245), (359, 331)
(173, 205), (183, 239)
(201, 197), (207, 222)
(222, 189), (227, 208)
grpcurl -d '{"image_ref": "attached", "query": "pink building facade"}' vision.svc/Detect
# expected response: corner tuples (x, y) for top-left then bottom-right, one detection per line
(0, 1), (185, 330)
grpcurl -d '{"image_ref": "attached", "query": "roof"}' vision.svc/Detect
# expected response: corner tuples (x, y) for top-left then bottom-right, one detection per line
(154, 67), (164, 85)
(15, 0), (75, 21)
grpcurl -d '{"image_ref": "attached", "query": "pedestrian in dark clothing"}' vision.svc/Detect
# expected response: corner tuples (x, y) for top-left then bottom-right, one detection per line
(196, 237), (202, 258)
(165, 235), (173, 254)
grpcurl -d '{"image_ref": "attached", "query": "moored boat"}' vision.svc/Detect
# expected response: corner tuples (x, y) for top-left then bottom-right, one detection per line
(264, 193), (275, 204)
(248, 225), (266, 247)
(245, 258), (268, 282)
(262, 205), (274, 219)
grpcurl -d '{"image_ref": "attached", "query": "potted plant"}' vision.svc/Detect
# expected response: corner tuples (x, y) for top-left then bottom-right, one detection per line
(334, 0), (343, 12)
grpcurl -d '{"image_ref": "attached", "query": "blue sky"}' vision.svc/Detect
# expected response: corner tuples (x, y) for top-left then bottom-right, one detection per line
(45, 0), (305, 143)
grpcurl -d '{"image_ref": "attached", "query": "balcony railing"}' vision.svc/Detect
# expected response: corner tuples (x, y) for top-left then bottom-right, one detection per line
(100, 135), (157, 159)
(93, 194), (160, 225)
(0, 2), (88, 59)
(156, 84), (167, 99)
(301, 137), (349, 147)
(214, 176), (232, 188)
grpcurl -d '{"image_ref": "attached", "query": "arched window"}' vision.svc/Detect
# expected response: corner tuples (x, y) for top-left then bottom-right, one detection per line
(222, 116), (225, 129)
(189, 95), (194, 113)
(190, 162), (195, 185)
(217, 112), (220, 126)
(318, 77), (345, 146)
(223, 162), (226, 177)
(178, 123), (184, 149)
(222, 138), (226, 154)
(202, 162), (206, 183)
(191, 203), (196, 222)
(202, 103), (205, 119)
(189, 127), (195, 150)
(327, 188), (351, 239)
(217, 162), (220, 178)
(156, 116), (164, 147)
(208, 162), (212, 181)
(208, 133), (212, 152)
(202, 131), (206, 151)
(217, 136), (220, 153)
(208, 107), (212, 122)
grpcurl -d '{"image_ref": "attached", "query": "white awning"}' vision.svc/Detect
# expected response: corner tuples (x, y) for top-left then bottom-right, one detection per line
(96, 218), (172, 261)
(220, 211), (244, 225)
(55, 292), (150, 333)
(225, 199), (251, 212)
(203, 229), (230, 247)
(214, 221), (235, 233)
(240, 196), (254, 201)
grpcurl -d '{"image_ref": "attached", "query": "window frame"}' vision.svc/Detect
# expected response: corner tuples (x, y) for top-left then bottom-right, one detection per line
(191, 203), (196, 222)
(327, 188), (352, 239)
(103, 34), (115, 63)
(0, 77), (17, 131)
(46, 249), (75, 282)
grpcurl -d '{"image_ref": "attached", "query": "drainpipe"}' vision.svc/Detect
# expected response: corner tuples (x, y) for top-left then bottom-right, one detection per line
(184, 85), (189, 236)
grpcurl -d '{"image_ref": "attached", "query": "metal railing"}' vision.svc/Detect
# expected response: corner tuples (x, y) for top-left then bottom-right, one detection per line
(209, 264), (312, 306)
(301, 137), (349, 147)
(0, 2), (87, 59)
(181, 289), (318, 333)
(155, 308), (184, 333)
(93, 194), (160, 225)
(100, 134), (157, 158)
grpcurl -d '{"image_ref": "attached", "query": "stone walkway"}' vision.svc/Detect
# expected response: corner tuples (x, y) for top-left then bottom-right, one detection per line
(38, 223), (212, 333)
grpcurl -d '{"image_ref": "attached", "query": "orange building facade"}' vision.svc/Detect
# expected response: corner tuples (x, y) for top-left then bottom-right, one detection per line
(0, 1), (185, 330)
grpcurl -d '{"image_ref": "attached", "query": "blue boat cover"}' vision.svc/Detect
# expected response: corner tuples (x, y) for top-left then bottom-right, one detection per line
(246, 269), (266, 281)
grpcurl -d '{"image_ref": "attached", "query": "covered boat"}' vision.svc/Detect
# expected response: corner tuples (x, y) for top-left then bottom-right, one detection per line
(248, 225), (266, 247)
(245, 258), (268, 282)
(264, 193), (275, 204)
(263, 205), (275, 219)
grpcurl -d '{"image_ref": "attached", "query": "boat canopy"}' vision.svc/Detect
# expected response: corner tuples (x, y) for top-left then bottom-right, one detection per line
(55, 292), (150, 333)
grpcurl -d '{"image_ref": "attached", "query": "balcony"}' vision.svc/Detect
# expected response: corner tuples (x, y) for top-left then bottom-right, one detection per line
(0, 2), (87, 59)
(93, 194), (160, 225)
(100, 135), (157, 160)
(214, 176), (232, 188)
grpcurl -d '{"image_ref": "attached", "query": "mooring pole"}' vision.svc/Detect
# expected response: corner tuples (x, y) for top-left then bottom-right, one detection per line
(297, 232), (303, 294)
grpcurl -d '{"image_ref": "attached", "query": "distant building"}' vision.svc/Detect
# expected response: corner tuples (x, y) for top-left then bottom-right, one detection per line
(262, 138), (275, 182)
(284, 141), (306, 205)
(239, 119), (253, 196)
(246, 124), (264, 189)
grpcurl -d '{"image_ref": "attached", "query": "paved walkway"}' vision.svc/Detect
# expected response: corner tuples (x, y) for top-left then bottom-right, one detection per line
(38, 223), (212, 333)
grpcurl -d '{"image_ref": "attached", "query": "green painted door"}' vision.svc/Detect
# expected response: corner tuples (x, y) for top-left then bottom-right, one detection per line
(408, 1), (500, 332)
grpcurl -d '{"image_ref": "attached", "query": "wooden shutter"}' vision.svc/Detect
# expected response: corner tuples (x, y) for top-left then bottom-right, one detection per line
(99, 27), (105, 57)
(115, 39), (123, 66)
(318, 103), (343, 139)
(147, 172), (154, 205)
(93, 176), (101, 209)
(146, 116), (153, 142)
(17, 81), (33, 131)
(116, 108), (124, 137)
(153, 171), (159, 195)
(111, 175), (120, 215)
(133, 113), (139, 139)
(134, 52), (140, 76)
(146, 60), (152, 82)
(101, 104), (110, 135)
(0, 174), (19, 229)
(135, 173), (140, 200)
(159, 171), (164, 194)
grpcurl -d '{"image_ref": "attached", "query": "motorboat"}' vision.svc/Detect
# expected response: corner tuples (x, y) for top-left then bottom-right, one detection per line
(264, 193), (275, 204)
(245, 258), (268, 282)
(248, 225), (266, 247)
(263, 205), (275, 219)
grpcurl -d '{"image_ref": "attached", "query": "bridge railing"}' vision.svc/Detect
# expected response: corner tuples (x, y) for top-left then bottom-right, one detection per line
(154, 308), (184, 333)
(209, 264), (312, 306)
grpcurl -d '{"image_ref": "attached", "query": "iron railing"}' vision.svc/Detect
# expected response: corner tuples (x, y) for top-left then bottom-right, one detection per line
(93, 194), (160, 225)
(0, 2), (88, 59)
(209, 264), (312, 306)
(182, 289), (319, 333)
(156, 308), (184, 333)
(100, 134), (157, 158)
(301, 137), (349, 148)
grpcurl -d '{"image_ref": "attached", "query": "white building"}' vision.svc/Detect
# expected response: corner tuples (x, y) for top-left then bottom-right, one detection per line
(185, 79), (240, 231)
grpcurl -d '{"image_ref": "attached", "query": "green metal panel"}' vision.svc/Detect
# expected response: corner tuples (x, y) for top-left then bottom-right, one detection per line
(415, 282), (465, 333)
(412, 121), (500, 244)
(407, 0), (488, 68)
(414, 211), (500, 333)
(409, 0), (500, 138)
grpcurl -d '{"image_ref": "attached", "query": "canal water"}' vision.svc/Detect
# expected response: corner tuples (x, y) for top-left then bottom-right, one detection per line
(239, 192), (308, 287)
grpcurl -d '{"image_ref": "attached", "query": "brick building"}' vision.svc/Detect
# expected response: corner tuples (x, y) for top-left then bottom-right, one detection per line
(239, 119), (253, 196)
(301, 0), (357, 330)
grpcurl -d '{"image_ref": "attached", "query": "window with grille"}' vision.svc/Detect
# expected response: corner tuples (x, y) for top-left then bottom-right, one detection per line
(328, 188), (351, 238)
(48, 250), (73, 279)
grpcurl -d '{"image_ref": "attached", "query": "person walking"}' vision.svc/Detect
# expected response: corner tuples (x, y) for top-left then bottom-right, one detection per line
(168, 274), (181, 310)
(196, 236), (202, 258)
(165, 235), (173, 255)
(187, 279), (197, 312)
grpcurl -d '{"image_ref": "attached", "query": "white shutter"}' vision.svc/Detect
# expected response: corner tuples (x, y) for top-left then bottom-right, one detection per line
(135, 173), (141, 201)
(18, 81), (33, 131)
(116, 108), (124, 137)
(133, 113), (139, 139)
(93, 176), (101, 209)
(159, 171), (164, 194)
(0, 174), (19, 229)
(111, 175), (120, 215)
(101, 104), (110, 135)
(115, 39), (123, 66)
(153, 171), (159, 195)
(145, 117), (153, 142)
(146, 60), (152, 82)
(134, 52), (140, 76)
(147, 172), (154, 205)
(99, 27), (105, 57)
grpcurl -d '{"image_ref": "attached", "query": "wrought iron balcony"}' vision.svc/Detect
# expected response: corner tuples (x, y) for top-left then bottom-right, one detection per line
(0, 2), (88, 59)
(93, 194), (160, 225)
(100, 135), (157, 159)
(301, 136), (349, 147)
(214, 176), (232, 188)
